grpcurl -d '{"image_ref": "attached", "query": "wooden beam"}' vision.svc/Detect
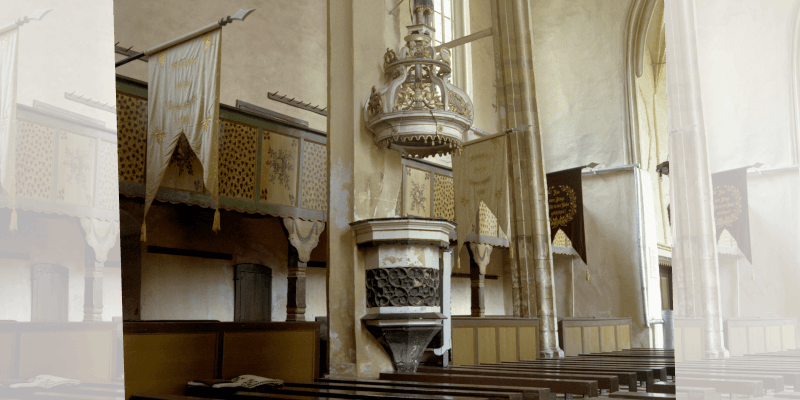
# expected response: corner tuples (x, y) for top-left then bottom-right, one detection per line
(146, 246), (233, 260)
(435, 28), (493, 51)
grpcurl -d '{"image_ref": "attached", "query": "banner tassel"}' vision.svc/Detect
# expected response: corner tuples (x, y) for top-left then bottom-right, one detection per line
(212, 209), (221, 232)
(586, 268), (590, 281)
(140, 222), (147, 242)
(9, 209), (17, 232)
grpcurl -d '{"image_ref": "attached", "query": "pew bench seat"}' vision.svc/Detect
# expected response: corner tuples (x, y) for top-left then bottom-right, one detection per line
(186, 382), (522, 400)
(380, 372), (598, 398)
(317, 377), (547, 400)
(416, 366), (620, 393)
(673, 387), (716, 400)
(674, 378), (762, 397)
(653, 383), (675, 395)
(202, 387), (491, 400)
(608, 392), (676, 400)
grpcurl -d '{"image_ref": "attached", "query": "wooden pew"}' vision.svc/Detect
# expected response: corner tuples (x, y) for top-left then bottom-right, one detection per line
(228, 387), (490, 400)
(674, 378), (763, 398)
(653, 382), (675, 395)
(317, 377), (548, 400)
(0, 322), (124, 399)
(0, 322), (122, 384)
(186, 381), (520, 400)
(514, 358), (671, 381)
(416, 366), (621, 393)
(677, 364), (800, 387)
(380, 371), (599, 399)
(186, 385), (492, 400)
(123, 322), (320, 399)
(608, 393), (676, 400)
(672, 370), (784, 392)
(674, 387), (716, 400)
(283, 382), (522, 400)
(491, 361), (650, 391)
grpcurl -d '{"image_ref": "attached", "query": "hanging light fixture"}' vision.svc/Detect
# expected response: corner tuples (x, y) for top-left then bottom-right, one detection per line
(363, 0), (473, 158)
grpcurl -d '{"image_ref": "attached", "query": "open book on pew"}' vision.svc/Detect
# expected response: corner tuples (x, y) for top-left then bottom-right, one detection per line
(188, 375), (284, 389)
(0, 375), (81, 389)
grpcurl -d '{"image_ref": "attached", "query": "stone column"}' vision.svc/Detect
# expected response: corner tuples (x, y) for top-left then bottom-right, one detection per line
(467, 242), (492, 317)
(282, 218), (324, 322)
(664, 0), (728, 358)
(327, 0), (406, 377)
(491, 0), (562, 358)
(83, 243), (104, 321)
(79, 218), (119, 322)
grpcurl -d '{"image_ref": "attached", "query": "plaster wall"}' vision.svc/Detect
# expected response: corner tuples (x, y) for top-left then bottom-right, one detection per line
(113, 0), (327, 131)
(717, 173), (800, 321)
(526, 0), (654, 347)
(451, 244), (508, 316)
(0, 215), (122, 322)
(692, 0), (800, 322)
(5, 0), (117, 128)
(695, 0), (798, 170)
(130, 200), (327, 322)
(531, 0), (633, 172)
(469, 0), (500, 135)
(570, 172), (650, 348)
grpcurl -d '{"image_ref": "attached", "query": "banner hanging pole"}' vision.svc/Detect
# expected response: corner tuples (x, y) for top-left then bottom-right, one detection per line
(0, 9), (52, 35)
(115, 8), (255, 68)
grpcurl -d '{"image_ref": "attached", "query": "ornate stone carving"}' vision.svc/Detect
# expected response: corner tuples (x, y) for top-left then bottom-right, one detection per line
(282, 217), (324, 263)
(362, 5), (473, 159)
(367, 86), (383, 118)
(394, 82), (443, 111)
(468, 242), (493, 275)
(366, 267), (440, 308)
(79, 218), (120, 263)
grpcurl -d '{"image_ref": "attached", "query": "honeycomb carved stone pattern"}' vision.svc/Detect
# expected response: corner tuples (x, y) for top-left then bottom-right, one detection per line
(433, 174), (454, 220)
(300, 141), (327, 212)
(16, 121), (55, 200)
(366, 267), (440, 308)
(97, 140), (119, 210)
(219, 120), (257, 200)
(116, 93), (147, 184)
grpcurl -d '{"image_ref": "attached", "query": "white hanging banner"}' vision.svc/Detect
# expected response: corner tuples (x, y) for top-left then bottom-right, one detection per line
(143, 27), (221, 240)
(452, 133), (510, 253)
(0, 27), (18, 231)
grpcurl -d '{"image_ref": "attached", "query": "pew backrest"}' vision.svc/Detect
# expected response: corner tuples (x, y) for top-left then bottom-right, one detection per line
(124, 322), (320, 400)
(0, 321), (121, 383)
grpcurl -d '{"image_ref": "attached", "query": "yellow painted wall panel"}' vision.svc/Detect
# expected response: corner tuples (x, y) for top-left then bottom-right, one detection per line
(498, 327), (518, 362)
(782, 324), (796, 350)
(766, 326), (781, 353)
(519, 326), (538, 360)
(616, 324), (631, 350)
(583, 326), (600, 354)
(601, 325), (616, 352)
(564, 326), (582, 356)
(684, 326), (702, 361)
(477, 327), (498, 364)
(728, 326), (747, 357)
(452, 327), (475, 366)
(748, 326), (766, 354)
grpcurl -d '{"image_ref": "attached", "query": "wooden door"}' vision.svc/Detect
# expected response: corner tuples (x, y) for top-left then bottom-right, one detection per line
(31, 264), (69, 321)
(234, 264), (272, 321)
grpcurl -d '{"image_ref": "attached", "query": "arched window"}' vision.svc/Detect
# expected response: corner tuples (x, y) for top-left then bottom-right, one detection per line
(430, 0), (453, 47)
